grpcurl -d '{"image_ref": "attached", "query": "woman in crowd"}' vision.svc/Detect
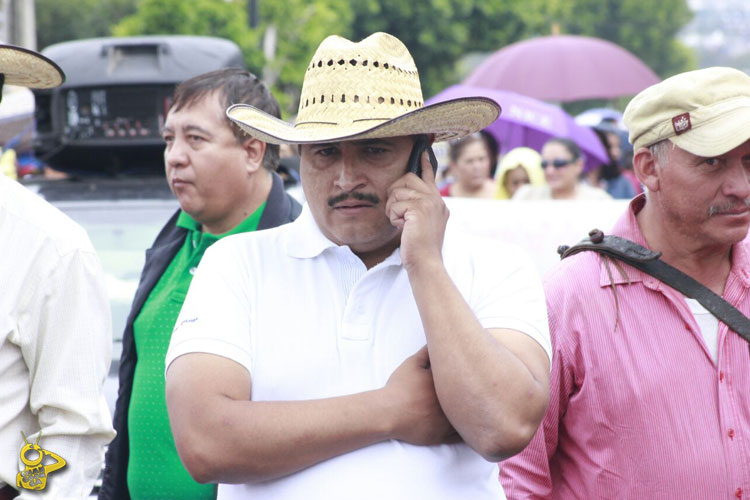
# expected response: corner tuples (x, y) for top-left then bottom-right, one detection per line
(585, 125), (637, 199)
(494, 147), (546, 199)
(513, 137), (611, 200)
(439, 132), (497, 198)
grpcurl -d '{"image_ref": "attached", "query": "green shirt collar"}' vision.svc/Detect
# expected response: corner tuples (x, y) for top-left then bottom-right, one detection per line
(176, 202), (267, 243)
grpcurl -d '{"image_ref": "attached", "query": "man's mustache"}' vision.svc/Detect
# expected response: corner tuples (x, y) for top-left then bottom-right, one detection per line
(708, 198), (750, 216)
(328, 192), (380, 207)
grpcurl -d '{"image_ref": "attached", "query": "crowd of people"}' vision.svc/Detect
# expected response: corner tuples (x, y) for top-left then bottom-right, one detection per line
(437, 123), (641, 202)
(1, 28), (749, 500)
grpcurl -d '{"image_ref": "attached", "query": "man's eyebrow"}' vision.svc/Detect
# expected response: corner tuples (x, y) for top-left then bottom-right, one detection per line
(159, 124), (214, 137)
(183, 124), (214, 136)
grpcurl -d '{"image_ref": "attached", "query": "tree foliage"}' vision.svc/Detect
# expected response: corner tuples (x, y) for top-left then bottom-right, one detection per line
(35, 0), (137, 50)
(36, 0), (696, 115)
(253, 0), (352, 112)
(109, 0), (348, 114)
(112, 0), (263, 71)
(347, 0), (531, 97)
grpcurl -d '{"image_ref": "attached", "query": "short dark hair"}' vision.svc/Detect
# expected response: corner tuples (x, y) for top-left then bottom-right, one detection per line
(171, 68), (281, 171)
(545, 137), (582, 161)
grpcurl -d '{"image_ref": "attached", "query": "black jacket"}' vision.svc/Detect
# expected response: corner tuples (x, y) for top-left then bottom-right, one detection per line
(99, 172), (301, 499)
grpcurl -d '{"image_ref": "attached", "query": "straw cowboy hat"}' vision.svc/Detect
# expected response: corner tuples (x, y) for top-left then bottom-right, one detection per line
(0, 44), (64, 89)
(227, 32), (500, 144)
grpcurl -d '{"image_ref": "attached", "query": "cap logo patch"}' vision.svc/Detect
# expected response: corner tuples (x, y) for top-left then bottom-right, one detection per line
(672, 112), (691, 135)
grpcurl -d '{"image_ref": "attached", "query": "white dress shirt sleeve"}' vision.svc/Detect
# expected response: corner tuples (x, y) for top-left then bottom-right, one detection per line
(12, 248), (116, 499)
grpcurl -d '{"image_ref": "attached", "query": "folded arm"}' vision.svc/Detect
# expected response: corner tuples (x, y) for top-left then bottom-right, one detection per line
(164, 241), (457, 484)
(166, 345), (456, 484)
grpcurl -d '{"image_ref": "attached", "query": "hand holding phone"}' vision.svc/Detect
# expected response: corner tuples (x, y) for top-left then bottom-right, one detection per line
(391, 134), (448, 271)
(406, 135), (438, 179)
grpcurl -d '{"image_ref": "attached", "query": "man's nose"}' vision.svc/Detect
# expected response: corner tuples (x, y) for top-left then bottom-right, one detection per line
(164, 139), (188, 168)
(724, 160), (750, 200)
(334, 154), (366, 191)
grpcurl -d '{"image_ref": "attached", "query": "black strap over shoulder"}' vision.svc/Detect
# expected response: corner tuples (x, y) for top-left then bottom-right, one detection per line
(558, 229), (750, 342)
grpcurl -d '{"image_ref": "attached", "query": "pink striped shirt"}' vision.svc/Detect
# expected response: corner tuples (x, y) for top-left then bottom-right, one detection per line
(500, 195), (750, 499)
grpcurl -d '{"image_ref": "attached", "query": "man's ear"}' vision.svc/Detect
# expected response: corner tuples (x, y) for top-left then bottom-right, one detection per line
(242, 137), (266, 174)
(632, 146), (660, 193)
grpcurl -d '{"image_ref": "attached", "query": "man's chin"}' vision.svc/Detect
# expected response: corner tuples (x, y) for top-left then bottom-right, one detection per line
(334, 227), (401, 251)
(177, 202), (202, 220)
(708, 223), (750, 248)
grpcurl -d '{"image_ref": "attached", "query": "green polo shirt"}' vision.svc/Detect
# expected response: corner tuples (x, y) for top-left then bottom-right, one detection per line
(127, 204), (265, 500)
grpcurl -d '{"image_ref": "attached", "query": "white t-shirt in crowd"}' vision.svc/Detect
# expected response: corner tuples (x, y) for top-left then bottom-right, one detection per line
(685, 298), (720, 362)
(166, 205), (551, 500)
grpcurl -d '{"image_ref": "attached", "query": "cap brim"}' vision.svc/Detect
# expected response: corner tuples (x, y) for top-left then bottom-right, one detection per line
(227, 97), (500, 145)
(670, 106), (750, 157)
(0, 45), (65, 89)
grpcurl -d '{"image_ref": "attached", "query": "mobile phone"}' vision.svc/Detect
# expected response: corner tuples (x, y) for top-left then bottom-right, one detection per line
(406, 134), (438, 178)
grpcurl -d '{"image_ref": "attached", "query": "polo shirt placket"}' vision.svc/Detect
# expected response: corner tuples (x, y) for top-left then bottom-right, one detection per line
(335, 247), (401, 391)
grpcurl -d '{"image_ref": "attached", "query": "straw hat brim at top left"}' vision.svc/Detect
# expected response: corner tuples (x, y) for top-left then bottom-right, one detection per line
(0, 44), (65, 89)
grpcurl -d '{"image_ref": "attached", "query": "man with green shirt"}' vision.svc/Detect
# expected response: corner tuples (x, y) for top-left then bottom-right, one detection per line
(100, 68), (301, 500)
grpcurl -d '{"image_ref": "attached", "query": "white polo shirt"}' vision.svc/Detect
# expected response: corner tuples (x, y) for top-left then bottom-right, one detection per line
(166, 205), (551, 500)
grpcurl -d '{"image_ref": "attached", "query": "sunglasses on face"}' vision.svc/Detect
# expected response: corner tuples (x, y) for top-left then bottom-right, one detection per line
(541, 158), (574, 169)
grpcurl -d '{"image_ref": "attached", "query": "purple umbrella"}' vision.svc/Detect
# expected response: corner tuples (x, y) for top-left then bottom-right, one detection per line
(463, 35), (660, 102)
(427, 84), (609, 171)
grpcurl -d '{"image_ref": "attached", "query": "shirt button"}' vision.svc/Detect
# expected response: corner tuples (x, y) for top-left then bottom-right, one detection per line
(189, 267), (197, 275)
(728, 428), (735, 439)
(719, 371), (724, 382)
(735, 487), (742, 498)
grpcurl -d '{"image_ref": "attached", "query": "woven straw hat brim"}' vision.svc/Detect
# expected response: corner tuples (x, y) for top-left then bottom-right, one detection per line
(0, 45), (65, 89)
(227, 97), (500, 145)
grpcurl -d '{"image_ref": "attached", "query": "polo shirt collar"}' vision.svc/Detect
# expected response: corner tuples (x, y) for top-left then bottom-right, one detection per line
(601, 193), (750, 289)
(285, 204), (339, 258)
(176, 201), (266, 244)
(176, 210), (200, 232)
(284, 204), (403, 266)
